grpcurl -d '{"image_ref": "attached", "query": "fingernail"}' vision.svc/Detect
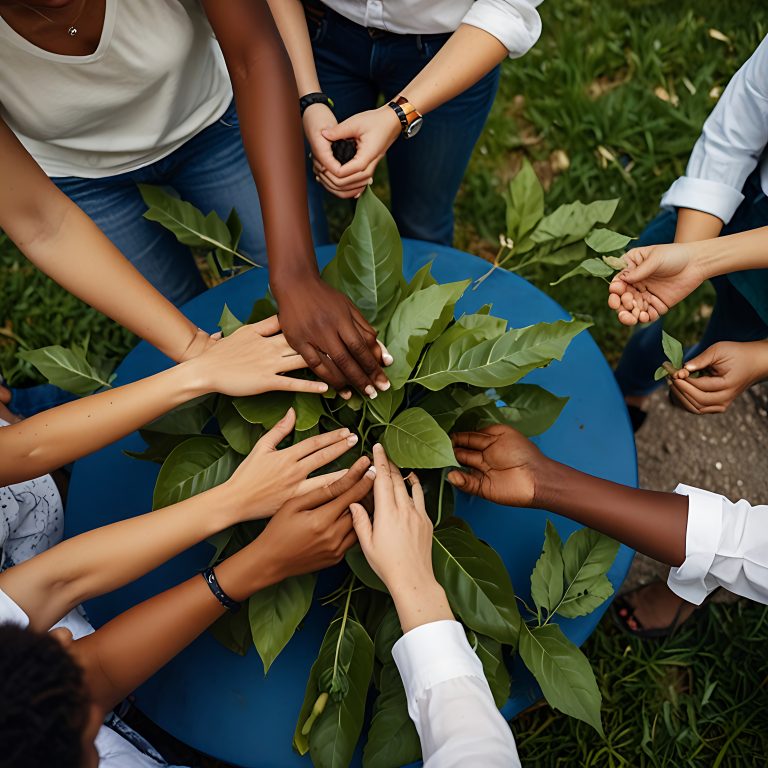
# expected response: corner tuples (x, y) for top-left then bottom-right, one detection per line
(365, 385), (378, 399)
(366, 466), (377, 478)
(317, 382), (329, 391)
(373, 442), (382, 451)
(347, 434), (359, 446)
(382, 353), (394, 366)
(340, 390), (352, 400)
(314, 175), (320, 182)
(367, 178), (373, 185)
(376, 379), (390, 391)
(340, 428), (350, 438)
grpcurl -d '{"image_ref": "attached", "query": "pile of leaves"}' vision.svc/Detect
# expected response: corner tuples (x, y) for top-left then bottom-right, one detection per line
(22, 188), (621, 768)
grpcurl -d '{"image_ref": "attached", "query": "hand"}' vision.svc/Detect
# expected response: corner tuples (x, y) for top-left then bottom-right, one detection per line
(257, 456), (377, 582)
(225, 408), (362, 519)
(302, 103), (347, 186)
(447, 425), (543, 507)
(178, 327), (219, 362)
(608, 243), (705, 326)
(313, 107), (401, 199)
(350, 443), (452, 632)
(273, 275), (390, 398)
(184, 316), (328, 397)
(669, 340), (768, 414)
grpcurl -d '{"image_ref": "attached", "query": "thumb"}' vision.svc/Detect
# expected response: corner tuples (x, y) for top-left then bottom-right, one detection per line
(321, 123), (348, 142)
(349, 503), (373, 553)
(258, 407), (296, 450)
(620, 247), (658, 284)
(447, 469), (482, 497)
(684, 344), (719, 373)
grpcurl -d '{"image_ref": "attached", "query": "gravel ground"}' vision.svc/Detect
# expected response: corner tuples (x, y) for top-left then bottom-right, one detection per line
(623, 381), (768, 592)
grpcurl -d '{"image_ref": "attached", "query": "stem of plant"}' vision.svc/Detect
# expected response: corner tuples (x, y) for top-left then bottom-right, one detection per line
(331, 576), (357, 686)
(472, 244), (506, 290)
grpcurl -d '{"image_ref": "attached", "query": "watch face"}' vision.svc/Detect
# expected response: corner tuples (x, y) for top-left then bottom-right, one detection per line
(405, 116), (424, 138)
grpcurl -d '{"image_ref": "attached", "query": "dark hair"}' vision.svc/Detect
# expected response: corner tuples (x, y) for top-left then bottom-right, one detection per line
(0, 623), (89, 768)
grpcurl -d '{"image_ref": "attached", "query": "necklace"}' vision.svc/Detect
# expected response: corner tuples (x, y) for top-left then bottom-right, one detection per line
(15, 0), (88, 37)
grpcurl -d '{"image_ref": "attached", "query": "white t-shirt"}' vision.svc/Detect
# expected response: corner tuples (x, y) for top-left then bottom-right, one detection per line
(0, 0), (232, 178)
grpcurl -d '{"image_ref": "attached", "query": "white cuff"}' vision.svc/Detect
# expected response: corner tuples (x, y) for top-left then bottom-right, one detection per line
(667, 484), (724, 605)
(462, 1), (542, 58)
(660, 176), (744, 224)
(392, 620), (485, 704)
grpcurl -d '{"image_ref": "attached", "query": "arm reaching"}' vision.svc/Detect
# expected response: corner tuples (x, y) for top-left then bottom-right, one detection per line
(0, 317), (327, 485)
(351, 444), (521, 767)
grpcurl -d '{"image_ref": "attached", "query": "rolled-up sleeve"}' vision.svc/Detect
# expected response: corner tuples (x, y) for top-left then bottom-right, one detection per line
(661, 35), (768, 223)
(667, 484), (768, 605)
(392, 620), (521, 768)
(462, 0), (542, 58)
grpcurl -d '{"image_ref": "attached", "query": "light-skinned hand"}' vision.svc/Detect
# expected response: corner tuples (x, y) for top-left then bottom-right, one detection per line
(185, 315), (328, 397)
(258, 457), (376, 582)
(303, 102), (342, 180)
(447, 425), (542, 507)
(669, 340), (768, 414)
(608, 243), (704, 326)
(226, 408), (364, 519)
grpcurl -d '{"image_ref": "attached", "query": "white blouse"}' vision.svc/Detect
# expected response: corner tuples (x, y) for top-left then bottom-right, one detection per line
(0, 0), (232, 178)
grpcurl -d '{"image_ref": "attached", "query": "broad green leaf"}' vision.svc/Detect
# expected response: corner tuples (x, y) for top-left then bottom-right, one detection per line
(531, 199), (619, 247)
(18, 345), (114, 395)
(124, 430), (198, 464)
(556, 529), (619, 619)
(418, 387), (496, 432)
(530, 241), (587, 267)
(143, 394), (215, 436)
(457, 311), (508, 339)
(412, 318), (591, 391)
(414, 322), (494, 384)
(432, 526), (521, 644)
(138, 184), (256, 266)
(297, 617), (375, 768)
(550, 258), (615, 286)
(518, 622), (604, 734)
(363, 663), (421, 768)
(226, 207), (243, 251)
(209, 608), (252, 657)
(384, 281), (470, 388)
(218, 304), (244, 336)
(367, 388), (405, 425)
(153, 436), (240, 509)
(233, 391), (293, 428)
(216, 397), (264, 455)
(322, 187), (403, 326)
(505, 159), (544, 242)
(494, 384), (569, 436)
(248, 574), (316, 674)
(382, 408), (457, 469)
(405, 261), (437, 296)
(206, 527), (234, 566)
(602, 254), (628, 270)
(247, 296), (277, 324)
(294, 392), (325, 432)
(372, 604), (402, 664)
(530, 521), (564, 617)
(585, 228), (633, 253)
(654, 365), (669, 381)
(346, 545), (388, 593)
(662, 330), (684, 370)
(468, 631), (511, 708)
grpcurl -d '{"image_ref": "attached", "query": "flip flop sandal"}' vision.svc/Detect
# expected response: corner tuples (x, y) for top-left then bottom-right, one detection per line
(611, 583), (715, 640)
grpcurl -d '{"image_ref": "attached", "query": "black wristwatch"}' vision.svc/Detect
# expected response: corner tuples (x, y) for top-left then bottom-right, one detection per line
(299, 91), (334, 117)
(201, 567), (241, 612)
(387, 95), (424, 139)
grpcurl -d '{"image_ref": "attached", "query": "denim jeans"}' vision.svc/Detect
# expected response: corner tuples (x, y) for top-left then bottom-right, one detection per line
(52, 101), (266, 307)
(7, 383), (77, 419)
(304, 1), (501, 246)
(614, 171), (768, 397)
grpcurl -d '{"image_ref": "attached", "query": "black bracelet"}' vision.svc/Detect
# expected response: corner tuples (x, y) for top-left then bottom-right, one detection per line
(300, 91), (334, 117)
(201, 567), (241, 613)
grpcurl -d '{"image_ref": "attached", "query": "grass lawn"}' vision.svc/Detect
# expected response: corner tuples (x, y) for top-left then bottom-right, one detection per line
(2, 0), (768, 765)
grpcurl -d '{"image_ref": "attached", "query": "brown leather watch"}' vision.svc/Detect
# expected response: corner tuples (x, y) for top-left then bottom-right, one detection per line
(387, 96), (424, 139)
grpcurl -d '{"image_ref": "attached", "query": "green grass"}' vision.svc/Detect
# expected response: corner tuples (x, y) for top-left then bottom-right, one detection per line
(2, 2), (768, 765)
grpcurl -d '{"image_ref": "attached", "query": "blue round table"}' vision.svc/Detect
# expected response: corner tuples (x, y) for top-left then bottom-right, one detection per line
(66, 241), (637, 767)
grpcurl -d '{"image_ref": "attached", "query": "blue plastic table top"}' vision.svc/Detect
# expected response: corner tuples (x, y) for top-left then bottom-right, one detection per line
(66, 240), (637, 768)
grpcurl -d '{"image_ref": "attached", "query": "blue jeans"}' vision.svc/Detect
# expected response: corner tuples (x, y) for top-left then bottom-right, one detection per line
(615, 172), (768, 397)
(304, 1), (501, 246)
(52, 101), (266, 307)
(6, 383), (77, 419)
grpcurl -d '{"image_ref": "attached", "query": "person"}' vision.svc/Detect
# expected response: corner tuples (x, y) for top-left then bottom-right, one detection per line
(609, 227), (768, 415)
(611, 34), (768, 428)
(350, 444), (521, 767)
(0, 419), (376, 768)
(447, 425), (768, 635)
(268, 0), (542, 246)
(0, 0), (390, 399)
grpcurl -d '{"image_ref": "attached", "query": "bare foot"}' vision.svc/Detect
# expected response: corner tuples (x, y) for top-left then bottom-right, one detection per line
(618, 581), (696, 634)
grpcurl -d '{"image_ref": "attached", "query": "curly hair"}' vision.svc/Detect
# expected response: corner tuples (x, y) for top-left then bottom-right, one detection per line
(0, 623), (90, 768)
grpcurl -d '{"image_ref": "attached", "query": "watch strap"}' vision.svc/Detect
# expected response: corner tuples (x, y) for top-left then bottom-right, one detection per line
(201, 567), (241, 612)
(300, 92), (335, 116)
(387, 96), (422, 136)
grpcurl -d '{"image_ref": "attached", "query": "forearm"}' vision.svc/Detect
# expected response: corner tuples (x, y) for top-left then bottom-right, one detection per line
(0, 481), (242, 631)
(674, 208), (723, 244)
(267, 0), (321, 96)
(79, 537), (276, 711)
(693, 226), (768, 279)
(0, 361), (208, 485)
(390, 577), (454, 634)
(398, 25), (507, 114)
(533, 460), (688, 567)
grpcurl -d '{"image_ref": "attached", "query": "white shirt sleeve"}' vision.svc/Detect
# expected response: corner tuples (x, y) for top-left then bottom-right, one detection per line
(660, 35), (768, 223)
(461, 0), (543, 58)
(667, 484), (768, 605)
(392, 620), (521, 768)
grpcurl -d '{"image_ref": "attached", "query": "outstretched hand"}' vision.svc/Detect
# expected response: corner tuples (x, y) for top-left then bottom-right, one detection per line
(608, 243), (704, 326)
(274, 277), (391, 399)
(669, 340), (768, 414)
(447, 425), (542, 508)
